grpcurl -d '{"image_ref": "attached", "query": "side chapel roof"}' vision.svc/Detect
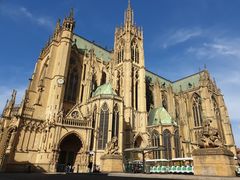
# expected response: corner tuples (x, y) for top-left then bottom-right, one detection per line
(148, 107), (177, 126)
(92, 83), (117, 97)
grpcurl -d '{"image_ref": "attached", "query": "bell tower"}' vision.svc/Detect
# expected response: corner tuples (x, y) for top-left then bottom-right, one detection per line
(26, 9), (75, 122)
(114, 0), (147, 146)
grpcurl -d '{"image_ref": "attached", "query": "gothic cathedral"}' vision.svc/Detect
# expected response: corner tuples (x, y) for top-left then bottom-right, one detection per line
(0, 2), (236, 173)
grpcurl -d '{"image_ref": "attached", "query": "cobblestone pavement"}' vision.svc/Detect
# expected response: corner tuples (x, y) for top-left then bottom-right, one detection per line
(0, 173), (239, 180)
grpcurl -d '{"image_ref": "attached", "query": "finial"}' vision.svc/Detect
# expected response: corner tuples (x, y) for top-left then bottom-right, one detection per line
(204, 64), (207, 69)
(128, 0), (131, 9)
(12, 89), (17, 100)
(69, 8), (74, 18)
(213, 77), (216, 85)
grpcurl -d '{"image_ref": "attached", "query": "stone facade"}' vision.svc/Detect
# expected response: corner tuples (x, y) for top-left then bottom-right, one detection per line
(192, 148), (236, 176)
(0, 2), (236, 173)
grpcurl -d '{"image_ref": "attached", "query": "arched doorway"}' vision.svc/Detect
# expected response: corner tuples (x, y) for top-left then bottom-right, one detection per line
(134, 136), (143, 148)
(57, 133), (82, 172)
(134, 136), (143, 160)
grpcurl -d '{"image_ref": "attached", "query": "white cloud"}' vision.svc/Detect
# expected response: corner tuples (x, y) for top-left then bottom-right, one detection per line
(0, 86), (26, 114)
(214, 71), (240, 122)
(187, 38), (240, 59)
(0, 3), (54, 30)
(158, 28), (203, 49)
(232, 121), (240, 147)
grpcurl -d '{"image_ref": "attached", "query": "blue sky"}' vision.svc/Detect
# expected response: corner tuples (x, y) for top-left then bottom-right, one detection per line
(0, 0), (239, 147)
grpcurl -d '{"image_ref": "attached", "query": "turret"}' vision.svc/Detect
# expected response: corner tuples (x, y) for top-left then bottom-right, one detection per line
(45, 8), (75, 121)
(62, 8), (75, 32)
(2, 90), (17, 117)
(114, 1), (147, 136)
(124, 0), (134, 29)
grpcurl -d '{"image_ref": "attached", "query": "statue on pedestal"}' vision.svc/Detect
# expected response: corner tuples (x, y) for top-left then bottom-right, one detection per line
(197, 119), (224, 148)
(105, 137), (119, 155)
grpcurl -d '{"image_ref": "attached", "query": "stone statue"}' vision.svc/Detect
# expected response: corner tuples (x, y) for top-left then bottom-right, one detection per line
(57, 109), (64, 123)
(197, 119), (224, 148)
(0, 124), (3, 139)
(105, 137), (119, 155)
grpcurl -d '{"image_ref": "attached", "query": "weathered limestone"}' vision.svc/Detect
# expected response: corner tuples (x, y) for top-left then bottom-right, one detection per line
(100, 154), (123, 173)
(192, 148), (236, 177)
(0, 1), (237, 174)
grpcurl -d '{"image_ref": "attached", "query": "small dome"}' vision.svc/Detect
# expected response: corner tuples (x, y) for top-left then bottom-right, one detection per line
(148, 107), (177, 126)
(92, 83), (117, 97)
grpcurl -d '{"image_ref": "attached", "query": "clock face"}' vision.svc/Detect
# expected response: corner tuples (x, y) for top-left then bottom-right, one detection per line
(57, 78), (64, 85)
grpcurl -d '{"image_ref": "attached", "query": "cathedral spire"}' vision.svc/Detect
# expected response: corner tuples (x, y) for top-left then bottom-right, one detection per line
(128, 0), (131, 9)
(62, 8), (75, 32)
(124, 0), (134, 27)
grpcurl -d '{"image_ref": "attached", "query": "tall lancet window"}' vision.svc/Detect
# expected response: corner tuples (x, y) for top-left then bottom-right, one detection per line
(135, 71), (139, 110)
(212, 96), (225, 142)
(117, 41), (124, 64)
(131, 40), (139, 63)
(192, 93), (203, 127)
(174, 129), (181, 158)
(91, 74), (97, 97)
(36, 61), (48, 105)
(163, 129), (172, 160)
(162, 93), (168, 111)
(38, 62), (48, 88)
(116, 71), (121, 96)
(100, 71), (106, 85)
(64, 58), (79, 102)
(112, 104), (119, 139)
(90, 106), (97, 151)
(152, 131), (161, 159)
(175, 100), (180, 125)
(98, 103), (109, 150)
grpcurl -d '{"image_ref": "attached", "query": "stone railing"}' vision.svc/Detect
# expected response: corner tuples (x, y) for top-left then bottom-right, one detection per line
(62, 119), (91, 127)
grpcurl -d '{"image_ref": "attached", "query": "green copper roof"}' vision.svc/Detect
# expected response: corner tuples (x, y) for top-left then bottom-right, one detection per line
(73, 34), (112, 62)
(92, 83), (117, 97)
(145, 70), (205, 93)
(172, 72), (202, 93)
(145, 70), (172, 86)
(148, 107), (177, 126)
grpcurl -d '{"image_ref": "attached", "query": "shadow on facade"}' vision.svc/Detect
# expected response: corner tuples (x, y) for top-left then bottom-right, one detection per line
(3, 160), (47, 173)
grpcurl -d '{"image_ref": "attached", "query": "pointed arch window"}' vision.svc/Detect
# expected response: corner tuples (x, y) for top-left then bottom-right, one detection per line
(134, 136), (143, 148)
(91, 74), (97, 97)
(192, 93), (203, 127)
(112, 104), (119, 138)
(64, 59), (79, 102)
(38, 62), (48, 88)
(174, 130), (181, 158)
(175, 100), (180, 125)
(98, 103), (109, 150)
(117, 46), (124, 64)
(152, 131), (161, 159)
(162, 93), (168, 111)
(116, 71), (121, 96)
(100, 71), (106, 85)
(146, 77), (154, 112)
(212, 96), (225, 142)
(90, 106), (97, 151)
(163, 129), (172, 159)
(135, 81), (138, 110)
(131, 40), (139, 63)
(131, 67), (134, 108)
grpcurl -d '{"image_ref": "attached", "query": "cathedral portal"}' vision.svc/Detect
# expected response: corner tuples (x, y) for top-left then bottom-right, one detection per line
(57, 133), (82, 172)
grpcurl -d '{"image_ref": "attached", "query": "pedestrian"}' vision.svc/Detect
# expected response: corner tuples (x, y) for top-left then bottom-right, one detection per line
(88, 162), (93, 173)
(65, 164), (70, 174)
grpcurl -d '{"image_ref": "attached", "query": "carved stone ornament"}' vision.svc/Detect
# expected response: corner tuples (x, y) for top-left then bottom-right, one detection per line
(197, 119), (224, 148)
(105, 136), (119, 155)
(71, 111), (79, 119)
